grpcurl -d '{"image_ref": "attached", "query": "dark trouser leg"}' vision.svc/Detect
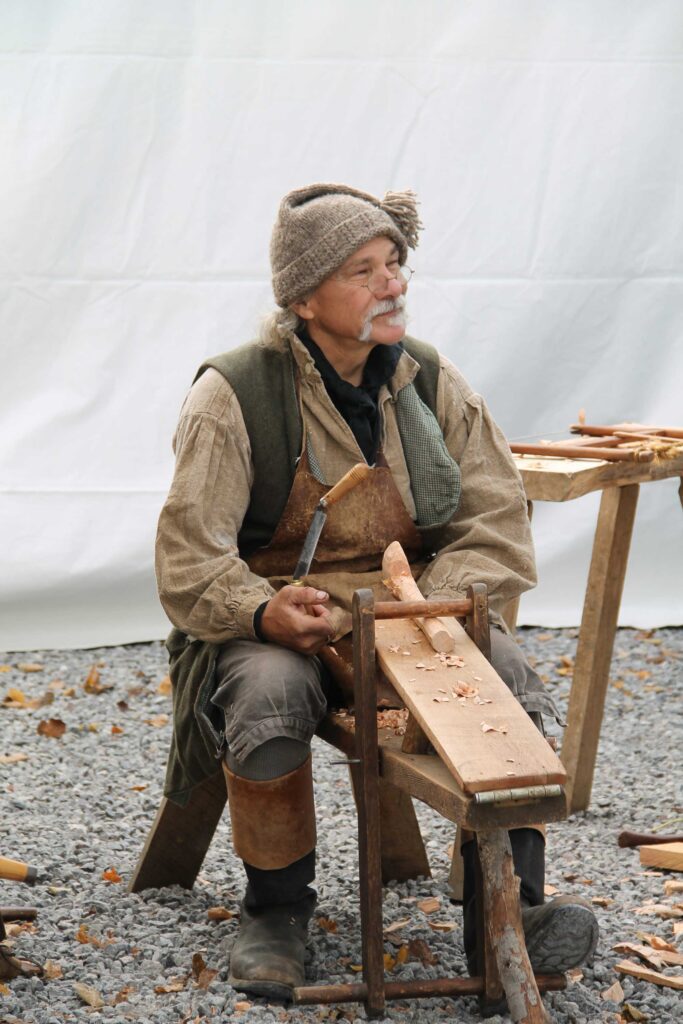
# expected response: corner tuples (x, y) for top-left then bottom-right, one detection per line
(213, 642), (330, 998)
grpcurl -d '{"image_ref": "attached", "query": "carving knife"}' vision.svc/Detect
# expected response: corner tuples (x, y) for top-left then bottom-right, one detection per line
(292, 463), (373, 584)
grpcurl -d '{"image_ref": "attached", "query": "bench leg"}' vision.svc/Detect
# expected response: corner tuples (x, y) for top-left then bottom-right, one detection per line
(477, 829), (549, 1024)
(128, 771), (227, 893)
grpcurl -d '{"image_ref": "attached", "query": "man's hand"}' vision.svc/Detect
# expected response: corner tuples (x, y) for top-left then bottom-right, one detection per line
(260, 586), (333, 655)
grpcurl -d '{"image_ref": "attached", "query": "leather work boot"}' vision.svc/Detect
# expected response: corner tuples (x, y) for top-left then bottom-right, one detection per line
(228, 892), (316, 1000)
(462, 829), (599, 976)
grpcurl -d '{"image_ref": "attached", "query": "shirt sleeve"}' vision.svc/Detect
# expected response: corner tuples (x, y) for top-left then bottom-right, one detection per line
(155, 369), (276, 643)
(416, 357), (537, 620)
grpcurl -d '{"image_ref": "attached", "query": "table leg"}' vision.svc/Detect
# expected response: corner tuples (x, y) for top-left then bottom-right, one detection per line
(561, 484), (639, 813)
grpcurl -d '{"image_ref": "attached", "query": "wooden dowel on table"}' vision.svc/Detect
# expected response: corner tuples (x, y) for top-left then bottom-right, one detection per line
(511, 443), (654, 463)
(381, 542), (455, 653)
(374, 599), (472, 620)
(570, 423), (683, 440)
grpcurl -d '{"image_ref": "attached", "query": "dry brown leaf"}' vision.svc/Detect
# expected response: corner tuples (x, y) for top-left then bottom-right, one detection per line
(317, 916), (338, 933)
(0, 982), (9, 995)
(615, 958), (683, 990)
(592, 896), (614, 908)
(196, 967), (218, 990)
(102, 867), (122, 884)
(234, 1002), (252, 1012)
(43, 960), (63, 980)
(207, 906), (234, 921)
(157, 675), (172, 695)
(417, 897), (440, 914)
(664, 880), (683, 896)
(0, 752), (28, 764)
(111, 724), (124, 735)
(384, 917), (411, 935)
(601, 979), (624, 1002)
(634, 904), (683, 919)
(73, 982), (104, 1008)
(3, 687), (27, 705)
(408, 937), (438, 965)
(129, 784), (147, 791)
(428, 920), (456, 932)
(145, 714), (169, 728)
(113, 985), (136, 1004)
(75, 924), (108, 948)
(544, 884), (559, 896)
(37, 718), (66, 739)
(191, 952), (206, 980)
(622, 1004), (648, 1022)
(87, 723), (99, 732)
(84, 665), (111, 695)
(117, 700), (129, 712)
(154, 977), (187, 994)
(17, 663), (44, 673)
(0, 665), (11, 672)
(637, 932), (677, 952)
(613, 943), (664, 971)
(383, 951), (397, 972)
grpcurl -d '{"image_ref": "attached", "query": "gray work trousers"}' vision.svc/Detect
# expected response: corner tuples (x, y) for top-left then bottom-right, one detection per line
(211, 628), (560, 766)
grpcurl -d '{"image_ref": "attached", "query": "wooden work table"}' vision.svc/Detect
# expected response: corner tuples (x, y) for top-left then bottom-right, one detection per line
(511, 450), (683, 814)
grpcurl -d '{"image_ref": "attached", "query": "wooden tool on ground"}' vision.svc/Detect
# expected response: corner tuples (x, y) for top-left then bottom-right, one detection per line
(0, 855), (37, 885)
(382, 540), (454, 653)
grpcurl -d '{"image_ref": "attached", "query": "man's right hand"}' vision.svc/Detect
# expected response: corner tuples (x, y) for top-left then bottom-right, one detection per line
(259, 586), (333, 655)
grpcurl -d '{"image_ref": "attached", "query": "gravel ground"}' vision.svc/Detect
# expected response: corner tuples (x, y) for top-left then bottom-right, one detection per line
(0, 627), (681, 1024)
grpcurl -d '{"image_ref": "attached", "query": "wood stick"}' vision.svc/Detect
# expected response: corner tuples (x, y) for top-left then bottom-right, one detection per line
(571, 423), (683, 440)
(374, 599), (472, 620)
(615, 959), (683, 991)
(510, 443), (654, 463)
(382, 542), (455, 653)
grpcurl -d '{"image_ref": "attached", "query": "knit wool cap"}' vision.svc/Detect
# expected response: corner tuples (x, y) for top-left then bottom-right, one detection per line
(270, 183), (422, 308)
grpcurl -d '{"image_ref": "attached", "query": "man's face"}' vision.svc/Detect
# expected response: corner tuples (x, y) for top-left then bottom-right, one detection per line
(294, 236), (409, 349)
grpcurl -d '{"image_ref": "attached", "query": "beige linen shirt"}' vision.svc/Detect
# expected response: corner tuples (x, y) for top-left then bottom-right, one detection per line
(156, 325), (536, 644)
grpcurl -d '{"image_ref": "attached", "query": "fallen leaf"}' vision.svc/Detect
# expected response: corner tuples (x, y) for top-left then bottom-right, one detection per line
(622, 1004), (648, 1022)
(84, 665), (111, 695)
(566, 967), (583, 985)
(117, 700), (129, 712)
(17, 663), (44, 673)
(234, 1002), (252, 1012)
(157, 675), (172, 695)
(673, 922), (683, 937)
(384, 917), (411, 935)
(145, 714), (169, 728)
(191, 952), (206, 980)
(428, 920), (456, 932)
(664, 880), (683, 896)
(615, 958), (683, 990)
(408, 937), (438, 965)
(73, 982), (104, 1008)
(3, 687), (27, 706)
(196, 967), (217, 989)
(0, 752), (28, 764)
(207, 906), (234, 921)
(111, 724), (124, 735)
(544, 884), (559, 896)
(317, 916), (338, 933)
(154, 977), (187, 993)
(384, 951), (397, 972)
(0, 665), (11, 672)
(592, 896), (614, 908)
(0, 982), (9, 995)
(102, 867), (122, 884)
(417, 897), (440, 914)
(37, 718), (66, 739)
(637, 932), (677, 952)
(113, 985), (136, 1004)
(43, 960), (63, 980)
(601, 979), (624, 1002)
(634, 904), (683, 919)
(87, 723), (99, 732)
(129, 784), (147, 791)
(613, 943), (664, 971)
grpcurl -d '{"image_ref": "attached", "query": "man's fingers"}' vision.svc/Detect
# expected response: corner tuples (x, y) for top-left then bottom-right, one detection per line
(288, 586), (329, 606)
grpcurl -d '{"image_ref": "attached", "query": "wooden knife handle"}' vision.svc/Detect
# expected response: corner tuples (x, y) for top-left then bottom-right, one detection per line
(618, 831), (683, 849)
(322, 464), (373, 508)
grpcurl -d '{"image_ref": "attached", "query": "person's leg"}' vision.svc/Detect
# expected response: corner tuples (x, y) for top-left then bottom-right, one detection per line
(212, 641), (331, 999)
(462, 628), (598, 976)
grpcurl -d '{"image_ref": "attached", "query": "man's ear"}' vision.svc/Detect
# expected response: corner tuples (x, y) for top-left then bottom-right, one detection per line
(291, 298), (315, 321)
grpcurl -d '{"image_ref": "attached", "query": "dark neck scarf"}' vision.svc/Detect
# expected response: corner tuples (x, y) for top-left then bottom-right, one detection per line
(297, 327), (402, 464)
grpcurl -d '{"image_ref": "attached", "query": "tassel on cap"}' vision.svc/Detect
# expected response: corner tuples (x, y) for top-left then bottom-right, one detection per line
(380, 189), (422, 250)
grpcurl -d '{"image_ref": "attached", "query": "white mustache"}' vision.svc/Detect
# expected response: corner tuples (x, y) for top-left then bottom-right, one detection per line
(359, 295), (407, 343)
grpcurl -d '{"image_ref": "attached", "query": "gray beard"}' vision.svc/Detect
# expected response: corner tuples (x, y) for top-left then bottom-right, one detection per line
(358, 296), (407, 343)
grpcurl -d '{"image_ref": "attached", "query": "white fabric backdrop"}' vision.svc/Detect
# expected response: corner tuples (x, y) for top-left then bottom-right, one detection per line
(2, 1), (682, 650)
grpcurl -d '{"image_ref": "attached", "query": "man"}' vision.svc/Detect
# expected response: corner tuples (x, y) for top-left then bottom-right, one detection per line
(156, 183), (598, 1000)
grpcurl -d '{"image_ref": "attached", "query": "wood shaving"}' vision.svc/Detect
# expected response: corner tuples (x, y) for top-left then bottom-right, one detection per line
(481, 722), (508, 734)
